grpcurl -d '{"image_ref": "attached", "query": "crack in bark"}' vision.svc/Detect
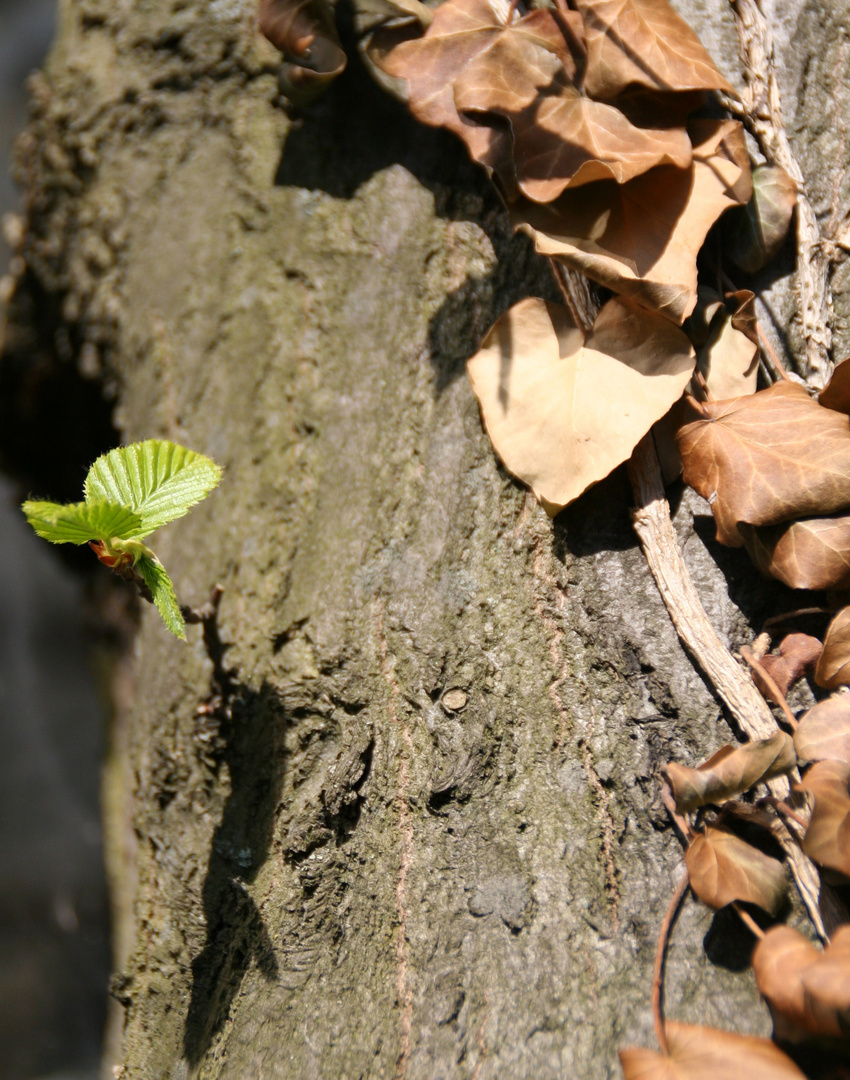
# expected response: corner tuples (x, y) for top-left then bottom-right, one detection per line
(374, 599), (414, 1080)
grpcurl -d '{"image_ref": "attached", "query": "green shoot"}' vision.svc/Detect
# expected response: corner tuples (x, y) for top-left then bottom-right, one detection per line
(22, 439), (223, 639)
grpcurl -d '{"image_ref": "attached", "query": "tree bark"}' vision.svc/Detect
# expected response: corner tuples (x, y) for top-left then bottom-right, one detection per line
(5, 0), (849, 1077)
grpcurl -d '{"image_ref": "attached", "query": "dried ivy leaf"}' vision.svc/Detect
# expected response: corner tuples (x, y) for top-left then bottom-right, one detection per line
(513, 120), (751, 323)
(373, 0), (575, 171)
(752, 926), (844, 1038)
(573, 0), (734, 101)
(689, 289), (759, 400)
(724, 164), (798, 274)
(815, 607), (850, 690)
(796, 759), (850, 879)
(740, 514), (850, 593)
(800, 925), (850, 1031)
(457, 78), (692, 201)
(677, 381), (850, 547)
(818, 357), (850, 416)
(664, 732), (796, 812)
(795, 694), (850, 766)
(467, 296), (694, 515)
(750, 633), (823, 701)
(685, 825), (787, 915)
(259, 0), (347, 102)
(619, 1021), (806, 1080)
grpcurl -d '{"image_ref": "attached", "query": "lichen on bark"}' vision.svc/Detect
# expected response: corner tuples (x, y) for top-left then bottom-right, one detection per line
(4, 0), (849, 1076)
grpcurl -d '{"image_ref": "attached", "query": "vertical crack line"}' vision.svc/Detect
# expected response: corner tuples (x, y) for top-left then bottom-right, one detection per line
(374, 599), (414, 1079)
(580, 734), (620, 932)
(529, 533), (570, 746)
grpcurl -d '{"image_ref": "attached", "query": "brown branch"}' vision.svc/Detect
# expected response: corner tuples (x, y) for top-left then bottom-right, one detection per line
(627, 433), (825, 937)
(652, 871), (690, 1056)
(728, 0), (833, 387)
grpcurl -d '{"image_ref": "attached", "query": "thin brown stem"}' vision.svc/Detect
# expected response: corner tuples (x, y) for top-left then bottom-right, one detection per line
(732, 903), (765, 940)
(504, 0), (520, 25)
(757, 325), (791, 381)
(763, 607), (831, 630)
(691, 365), (714, 402)
(661, 782), (692, 844)
(652, 871), (690, 1056)
(756, 795), (809, 830)
(739, 645), (798, 731)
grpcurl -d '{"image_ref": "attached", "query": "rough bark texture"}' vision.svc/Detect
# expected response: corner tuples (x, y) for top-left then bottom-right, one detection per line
(4, 0), (849, 1077)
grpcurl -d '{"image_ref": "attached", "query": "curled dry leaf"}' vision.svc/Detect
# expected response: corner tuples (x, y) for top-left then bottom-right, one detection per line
(724, 163), (798, 274)
(800, 924), (850, 1032)
(750, 633), (823, 702)
(512, 120), (751, 323)
(466, 296), (694, 515)
(687, 289), (759, 401)
(740, 514), (850, 592)
(677, 381), (850, 547)
(815, 606), (850, 690)
(619, 1021), (806, 1080)
(664, 731), (796, 812)
(259, 0), (347, 102)
(371, 0), (576, 180)
(819, 357), (850, 416)
(573, 0), (734, 101)
(466, 82), (692, 202)
(751, 925), (845, 1038)
(796, 759), (850, 879)
(685, 825), (787, 915)
(795, 694), (850, 766)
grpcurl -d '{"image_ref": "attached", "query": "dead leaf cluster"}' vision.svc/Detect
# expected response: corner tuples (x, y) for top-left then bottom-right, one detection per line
(370, 0), (753, 324)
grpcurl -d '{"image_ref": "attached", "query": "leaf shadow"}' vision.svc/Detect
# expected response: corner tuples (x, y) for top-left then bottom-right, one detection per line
(182, 681), (288, 1067)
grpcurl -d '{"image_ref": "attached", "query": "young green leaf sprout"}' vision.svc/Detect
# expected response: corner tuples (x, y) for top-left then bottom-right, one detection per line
(23, 439), (223, 639)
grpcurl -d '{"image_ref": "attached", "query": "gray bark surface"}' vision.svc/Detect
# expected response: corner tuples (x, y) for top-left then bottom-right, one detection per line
(7, 0), (849, 1076)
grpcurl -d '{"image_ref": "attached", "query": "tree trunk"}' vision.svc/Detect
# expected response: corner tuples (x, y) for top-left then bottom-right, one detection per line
(5, 0), (849, 1076)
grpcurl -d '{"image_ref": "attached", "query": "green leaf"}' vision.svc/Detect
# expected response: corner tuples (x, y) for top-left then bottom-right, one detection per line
(136, 555), (186, 639)
(84, 439), (222, 538)
(23, 499), (144, 545)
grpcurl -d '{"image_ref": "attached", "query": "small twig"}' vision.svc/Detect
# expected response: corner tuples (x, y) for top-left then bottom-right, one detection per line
(691, 366), (714, 402)
(661, 781), (692, 844)
(763, 607), (831, 630)
(755, 795), (809, 830)
(548, 258), (597, 332)
(729, 0), (833, 387)
(739, 645), (799, 731)
(652, 871), (690, 1056)
(627, 434), (825, 936)
(757, 325), (791, 382)
(731, 903), (765, 940)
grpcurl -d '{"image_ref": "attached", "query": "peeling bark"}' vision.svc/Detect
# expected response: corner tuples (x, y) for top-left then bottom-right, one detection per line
(4, 0), (849, 1077)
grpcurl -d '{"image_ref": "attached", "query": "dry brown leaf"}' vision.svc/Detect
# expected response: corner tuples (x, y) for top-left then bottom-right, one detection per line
(750, 633), (823, 701)
(690, 289), (759, 400)
(795, 694), (850, 766)
(677, 381), (850, 547)
(752, 925), (844, 1038)
(740, 515), (850, 592)
(259, 0), (347, 102)
(819, 357), (850, 416)
(512, 120), (751, 323)
(574, 0), (734, 101)
(372, 0), (575, 173)
(796, 759), (850, 879)
(619, 1021), (806, 1080)
(800, 925), (850, 1031)
(816, 607), (850, 690)
(725, 164), (798, 274)
(685, 824), (787, 914)
(664, 731), (796, 812)
(466, 296), (694, 515)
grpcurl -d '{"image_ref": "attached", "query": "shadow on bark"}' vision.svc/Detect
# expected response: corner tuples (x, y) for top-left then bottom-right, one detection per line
(182, 683), (288, 1066)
